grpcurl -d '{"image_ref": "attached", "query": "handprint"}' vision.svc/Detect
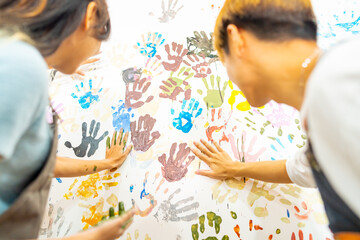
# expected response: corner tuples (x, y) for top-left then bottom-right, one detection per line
(112, 100), (134, 132)
(71, 79), (103, 109)
(156, 42), (188, 72)
(158, 143), (195, 182)
(229, 131), (266, 163)
(154, 188), (199, 222)
(191, 212), (229, 240)
(183, 54), (212, 78)
(187, 31), (218, 59)
(142, 58), (163, 79)
(205, 108), (229, 143)
(125, 77), (154, 109)
(64, 120), (109, 158)
(159, 67), (194, 101)
(130, 114), (161, 152)
(158, 0), (184, 23)
(212, 179), (246, 204)
(199, 75), (228, 108)
(135, 32), (165, 58)
(266, 101), (296, 128)
(171, 98), (203, 133)
(228, 80), (251, 111)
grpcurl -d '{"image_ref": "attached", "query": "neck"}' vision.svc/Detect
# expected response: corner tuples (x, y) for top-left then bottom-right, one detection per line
(264, 40), (319, 111)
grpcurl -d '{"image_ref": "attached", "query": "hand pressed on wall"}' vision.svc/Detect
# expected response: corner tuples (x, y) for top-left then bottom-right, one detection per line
(105, 129), (133, 170)
(158, 142), (195, 182)
(191, 139), (241, 180)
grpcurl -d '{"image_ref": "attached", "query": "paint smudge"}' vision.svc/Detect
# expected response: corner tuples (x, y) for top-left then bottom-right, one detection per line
(122, 67), (142, 84)
(247, 181), (276, 207)
(158, 142), (195, 182)
(130, 114), (160, 152)
(254, 207), (268, 217)
(64, 120), (108, 158)
(172, 98), (203, 133)
(234, 224), (240, 238)
(230, 211), (237, 219)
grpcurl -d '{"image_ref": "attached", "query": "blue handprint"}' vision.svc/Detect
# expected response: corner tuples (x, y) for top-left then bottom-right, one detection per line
(136, 32), (165, 58)
(171, 98), (203, 133)
(71, 79), (103, 109)
(112, 100), (134, 132)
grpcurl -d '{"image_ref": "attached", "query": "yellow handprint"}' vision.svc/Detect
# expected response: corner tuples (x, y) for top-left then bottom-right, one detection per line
(228, 81), (264, 111)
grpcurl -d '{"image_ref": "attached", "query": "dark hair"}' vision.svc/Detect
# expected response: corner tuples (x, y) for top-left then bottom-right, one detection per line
(214, 0), (317, 61)
(1, 0), (111, 56)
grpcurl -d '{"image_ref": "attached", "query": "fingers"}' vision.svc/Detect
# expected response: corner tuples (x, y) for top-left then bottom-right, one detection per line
(195, 170), (221, 179)
(213, 141), (224, 152)
(110, 131), (117, 147)
(200, 139), (217, 153)
(115, 209), (136, 226)
(193, 141), (212, 157)
(121, 132), (129, 148)
(191, 146), (211, 165)
(117, 129), (124, 146)
(123, 145), (133, 157)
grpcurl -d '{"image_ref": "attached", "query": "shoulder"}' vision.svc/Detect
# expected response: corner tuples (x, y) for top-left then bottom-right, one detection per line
(0, 38), (48, 91)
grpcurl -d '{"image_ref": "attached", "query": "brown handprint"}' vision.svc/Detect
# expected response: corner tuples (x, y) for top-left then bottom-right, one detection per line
(125, 77), (154, 109)
(183, 54), (211, 78)
(156, 42), (188, 72)
(158, 143), (195, 182)
(130, 114), (160, 152)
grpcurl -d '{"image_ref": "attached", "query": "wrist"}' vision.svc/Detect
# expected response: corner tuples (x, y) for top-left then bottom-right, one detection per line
(229, 161), (246, 178)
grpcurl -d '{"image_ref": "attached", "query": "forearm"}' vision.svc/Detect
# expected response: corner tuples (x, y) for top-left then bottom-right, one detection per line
(54, 156), (113, 178)
(230, 160), (293, 184)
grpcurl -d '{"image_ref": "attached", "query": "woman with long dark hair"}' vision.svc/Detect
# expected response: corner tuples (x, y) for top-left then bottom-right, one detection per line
(0, 0), (135, 239)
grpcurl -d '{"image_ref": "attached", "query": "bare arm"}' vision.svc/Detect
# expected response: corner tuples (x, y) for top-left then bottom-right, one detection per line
(29, 209), (135, 240)
(54, 130), (132, 178)
(191, 139), (292, 184)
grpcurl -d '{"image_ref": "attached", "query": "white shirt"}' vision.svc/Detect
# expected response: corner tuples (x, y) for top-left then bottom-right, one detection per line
(286, 38), (360, 218)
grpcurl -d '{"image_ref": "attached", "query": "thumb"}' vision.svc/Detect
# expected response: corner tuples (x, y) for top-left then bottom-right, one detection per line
(195, 170), (218, 179)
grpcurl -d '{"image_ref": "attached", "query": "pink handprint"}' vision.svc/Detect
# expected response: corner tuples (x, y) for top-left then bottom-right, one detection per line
(229, 131), (266, 163)
(183, 54), (212, 78)
(158, 143), (195, 182)
(130, 114), (160, 152)
(156, 42), (188, 72)
(125, 77), (154, 109)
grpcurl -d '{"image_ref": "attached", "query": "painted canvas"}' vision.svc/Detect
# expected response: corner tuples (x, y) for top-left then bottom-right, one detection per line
(39, 0), (360, 239)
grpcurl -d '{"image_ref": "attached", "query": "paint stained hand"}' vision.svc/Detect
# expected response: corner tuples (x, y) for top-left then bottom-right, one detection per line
(183, 54), (212, 78)
(130, 114), (160, 152)
(159, 67), (194, 101)
(158, 0), (184, 23)
(158, 143), (195, 182)
(154, 188), (199, 222)
(112, 100), (134, 132)
(200, 75), (228, 108)
(156, 42), (188, 72)
(171, 98), (203, 133)
(106, 129), (133, 170)
(192, 139), (238, 180)
(65, 120), (109, 157)
(71, 79), (103, 109)
(125, 77), (154, 109)
(135, 32), (165, 58)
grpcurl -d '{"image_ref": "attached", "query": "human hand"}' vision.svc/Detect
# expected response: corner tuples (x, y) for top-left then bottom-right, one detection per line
(105, 129), (133, 170)
(191, 139), (241, 180)
(86, 209), (136, 240)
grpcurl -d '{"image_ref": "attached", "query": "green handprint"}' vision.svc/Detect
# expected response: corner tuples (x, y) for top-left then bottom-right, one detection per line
(187, 31), (218, 59)
(198, 75), (228, 108)
(159, 67), (194, 101)
(191, 212), (228, 240)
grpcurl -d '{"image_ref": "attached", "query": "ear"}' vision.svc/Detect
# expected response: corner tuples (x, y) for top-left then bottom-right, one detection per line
(227, 24), (245, 58)
(83, 1), (98, 31)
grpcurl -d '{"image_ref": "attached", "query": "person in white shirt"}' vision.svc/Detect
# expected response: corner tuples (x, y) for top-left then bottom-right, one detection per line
(191, 0), (360, 238)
